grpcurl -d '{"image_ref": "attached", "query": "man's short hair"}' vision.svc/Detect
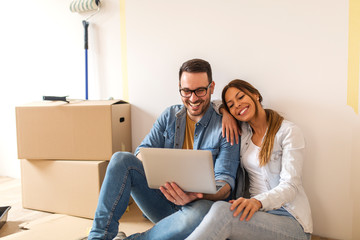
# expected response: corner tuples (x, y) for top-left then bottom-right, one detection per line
(179, 59), (212, 83)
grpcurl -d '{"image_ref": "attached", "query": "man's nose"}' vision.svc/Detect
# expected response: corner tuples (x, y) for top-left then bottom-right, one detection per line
(189, 92), (199, 102)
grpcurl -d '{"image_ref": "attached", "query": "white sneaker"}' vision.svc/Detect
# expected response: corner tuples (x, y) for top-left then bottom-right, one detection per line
(113, 231), (127, 240)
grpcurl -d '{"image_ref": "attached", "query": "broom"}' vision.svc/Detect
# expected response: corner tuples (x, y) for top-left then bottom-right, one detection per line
(70, 0), (101, 100)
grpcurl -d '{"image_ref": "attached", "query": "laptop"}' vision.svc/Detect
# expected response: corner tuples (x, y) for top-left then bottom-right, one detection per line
(139, 147), (225, 194)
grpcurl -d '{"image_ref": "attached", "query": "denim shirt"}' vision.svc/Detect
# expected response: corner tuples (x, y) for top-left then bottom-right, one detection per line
(134, 103), (240, 191)
(237, 120), (313, 233)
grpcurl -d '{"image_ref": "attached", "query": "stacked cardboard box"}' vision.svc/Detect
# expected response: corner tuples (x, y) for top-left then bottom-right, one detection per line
(15, 100), (132, 219)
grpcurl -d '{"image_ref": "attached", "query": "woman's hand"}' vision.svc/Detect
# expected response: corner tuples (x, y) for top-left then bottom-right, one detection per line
(221, 108), (241, 145)
(160, 182), (203, 206)
(229, 197), (262, 221)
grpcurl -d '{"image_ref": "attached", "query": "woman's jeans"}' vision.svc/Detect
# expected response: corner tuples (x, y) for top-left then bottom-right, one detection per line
(88, 152), (214, 240)
(186, 201), (311, 240)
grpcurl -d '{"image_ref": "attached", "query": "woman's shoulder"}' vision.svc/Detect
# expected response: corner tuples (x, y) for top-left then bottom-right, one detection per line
(280, 119), (297, 129)
(277, 119), (305, 148)
(278, 119), (302, 133)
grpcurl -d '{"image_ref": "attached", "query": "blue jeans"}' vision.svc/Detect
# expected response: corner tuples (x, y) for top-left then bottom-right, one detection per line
(185, 201), (311, 240)
(88, 152), (214, 240)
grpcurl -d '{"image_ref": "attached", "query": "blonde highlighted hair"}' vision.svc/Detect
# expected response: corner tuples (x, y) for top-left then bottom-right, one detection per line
(222, 79), (284, 166)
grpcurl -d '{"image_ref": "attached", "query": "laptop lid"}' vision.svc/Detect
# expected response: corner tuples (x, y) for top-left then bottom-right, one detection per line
(139, 147), (224, 194)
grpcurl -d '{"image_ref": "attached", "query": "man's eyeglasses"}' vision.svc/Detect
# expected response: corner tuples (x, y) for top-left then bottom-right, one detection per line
(179, 82), (212, 98)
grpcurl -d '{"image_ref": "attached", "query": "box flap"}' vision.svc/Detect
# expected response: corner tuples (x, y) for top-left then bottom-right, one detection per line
(16, 99), (128, 108)
(67, 100), (128, 106)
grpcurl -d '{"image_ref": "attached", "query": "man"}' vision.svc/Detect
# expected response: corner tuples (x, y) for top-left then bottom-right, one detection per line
(88, 59), (240, 240)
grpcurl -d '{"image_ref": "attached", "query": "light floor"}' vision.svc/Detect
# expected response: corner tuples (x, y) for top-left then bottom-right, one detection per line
(0, 177), (336, 239)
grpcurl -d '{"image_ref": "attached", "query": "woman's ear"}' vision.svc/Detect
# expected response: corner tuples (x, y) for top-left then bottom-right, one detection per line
(251, 93), (259, 102)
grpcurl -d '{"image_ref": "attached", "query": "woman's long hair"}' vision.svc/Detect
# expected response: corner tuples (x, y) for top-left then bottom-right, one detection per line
(222, 79), (284, 166)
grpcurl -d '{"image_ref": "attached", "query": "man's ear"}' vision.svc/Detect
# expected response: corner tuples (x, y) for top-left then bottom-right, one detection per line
(210, 81), (215, 94)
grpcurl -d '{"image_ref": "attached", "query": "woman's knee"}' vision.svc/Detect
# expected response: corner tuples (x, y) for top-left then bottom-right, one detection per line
(210, 201), (231, 214)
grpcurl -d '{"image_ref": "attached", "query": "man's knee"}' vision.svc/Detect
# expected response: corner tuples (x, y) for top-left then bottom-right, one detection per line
(181, 200), (214, 225)
(108, 151), (139, 171)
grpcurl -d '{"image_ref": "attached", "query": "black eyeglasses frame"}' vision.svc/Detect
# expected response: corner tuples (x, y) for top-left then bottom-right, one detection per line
(179, 82), (212, 98)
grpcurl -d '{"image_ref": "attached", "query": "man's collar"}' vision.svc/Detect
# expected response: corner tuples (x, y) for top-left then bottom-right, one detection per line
(176, 103), (214, 127)
(197, 103), (214, 128)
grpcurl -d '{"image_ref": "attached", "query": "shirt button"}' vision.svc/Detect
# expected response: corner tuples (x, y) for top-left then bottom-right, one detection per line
(195, 134), (198, 137)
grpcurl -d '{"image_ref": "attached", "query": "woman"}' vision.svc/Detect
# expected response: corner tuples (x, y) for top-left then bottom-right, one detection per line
(186, 79), (313, 240)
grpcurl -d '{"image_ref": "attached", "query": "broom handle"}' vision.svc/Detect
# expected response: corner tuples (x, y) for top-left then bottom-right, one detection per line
(85, 49), (88, 100)
(83, 20), (89, 50)
(83, 21), (89, 100)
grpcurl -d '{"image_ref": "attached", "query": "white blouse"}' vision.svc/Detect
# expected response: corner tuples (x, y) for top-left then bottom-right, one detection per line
(242, 140), (268, 197)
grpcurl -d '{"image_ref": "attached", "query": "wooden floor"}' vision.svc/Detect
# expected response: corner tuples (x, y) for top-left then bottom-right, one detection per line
(0, 176), (336, 239)
(0, 177), (52, 238)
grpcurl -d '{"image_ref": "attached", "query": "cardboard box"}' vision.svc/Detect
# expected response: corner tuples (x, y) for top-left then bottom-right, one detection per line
(16, 100), (131, 160)
(1, 202), (154, 240)
(0, 214), (93, 240)
(20, 159), (108, 219)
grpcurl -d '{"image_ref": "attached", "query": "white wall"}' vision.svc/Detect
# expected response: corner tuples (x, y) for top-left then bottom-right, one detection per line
(0, 0), (359, 239)
(0, 0), (124, 177)
(126, 1), (360, 239)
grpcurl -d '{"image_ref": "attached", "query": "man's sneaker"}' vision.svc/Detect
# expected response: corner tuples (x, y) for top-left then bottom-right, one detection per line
(113, 231), (127, 240)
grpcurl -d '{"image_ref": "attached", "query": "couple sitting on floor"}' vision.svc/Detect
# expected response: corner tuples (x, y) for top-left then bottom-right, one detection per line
(86, 58), (312, 240)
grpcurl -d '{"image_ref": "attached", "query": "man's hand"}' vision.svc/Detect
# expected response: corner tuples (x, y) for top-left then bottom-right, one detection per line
(221, 108), (241, 145)
(159, 182), (203, 206)
(229, 197), (262, 221)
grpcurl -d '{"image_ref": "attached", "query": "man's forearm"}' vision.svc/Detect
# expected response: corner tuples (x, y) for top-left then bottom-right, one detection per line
(202, 181), (231, 201)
